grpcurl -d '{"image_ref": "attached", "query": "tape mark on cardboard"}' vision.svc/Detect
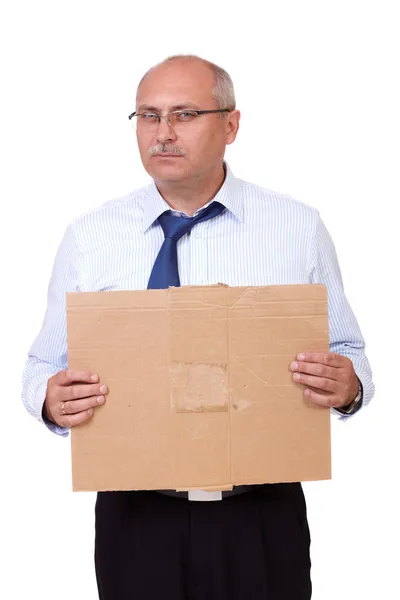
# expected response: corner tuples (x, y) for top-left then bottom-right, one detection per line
(170, 362), (229, 413)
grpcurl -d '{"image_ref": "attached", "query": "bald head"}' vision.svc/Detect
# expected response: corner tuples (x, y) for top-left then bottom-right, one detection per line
(136, 55), (236, 112)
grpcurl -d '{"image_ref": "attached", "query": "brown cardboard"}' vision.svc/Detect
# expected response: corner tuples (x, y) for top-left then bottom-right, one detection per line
(66, 284), (331, 492)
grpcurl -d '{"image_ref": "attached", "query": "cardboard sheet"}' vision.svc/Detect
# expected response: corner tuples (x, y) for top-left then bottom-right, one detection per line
(67, 284), (331, 492)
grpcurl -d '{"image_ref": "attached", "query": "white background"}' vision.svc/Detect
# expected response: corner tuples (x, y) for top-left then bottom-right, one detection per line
(1, 1), (399, 598)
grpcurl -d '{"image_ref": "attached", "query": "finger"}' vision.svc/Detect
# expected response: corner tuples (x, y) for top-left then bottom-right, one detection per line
(292, 372), (339, 393)
(57, 370), (99, 386)
(60, 383), (108, 402)
(62, 394), (106, 415)
(296, 352), (344, 367)
(290, 361), (338, 380)
(60, 408), (95, 428)
(303, 387), (339, 408)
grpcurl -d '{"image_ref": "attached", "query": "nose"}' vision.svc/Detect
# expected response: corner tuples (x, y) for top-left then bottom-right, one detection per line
(156, 116), (177, 144)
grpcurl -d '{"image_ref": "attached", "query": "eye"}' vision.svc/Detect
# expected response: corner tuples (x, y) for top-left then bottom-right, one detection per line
(140, 113), (159, 121)
(174, 111), (199, 121)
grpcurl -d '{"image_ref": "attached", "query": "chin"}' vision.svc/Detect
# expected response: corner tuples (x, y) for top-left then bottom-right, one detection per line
(146, 157), (189, 181)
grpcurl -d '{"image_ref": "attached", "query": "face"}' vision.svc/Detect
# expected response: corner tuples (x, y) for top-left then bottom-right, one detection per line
(135, 59), (240, 184)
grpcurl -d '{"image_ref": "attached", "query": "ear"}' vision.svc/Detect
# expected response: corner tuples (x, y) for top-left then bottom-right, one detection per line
(226, 110), (241, 145)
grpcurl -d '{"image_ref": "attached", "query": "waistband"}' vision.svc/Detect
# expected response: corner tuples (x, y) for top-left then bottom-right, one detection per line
(156, 485), (255, 500)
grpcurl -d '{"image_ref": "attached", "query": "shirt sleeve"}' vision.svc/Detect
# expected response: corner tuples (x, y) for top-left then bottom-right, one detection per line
(308, 213), (375, 420)
(21, 224), (82, 436)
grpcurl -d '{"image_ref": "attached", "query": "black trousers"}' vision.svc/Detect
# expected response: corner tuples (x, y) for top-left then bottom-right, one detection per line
(95, 483), (311, 600)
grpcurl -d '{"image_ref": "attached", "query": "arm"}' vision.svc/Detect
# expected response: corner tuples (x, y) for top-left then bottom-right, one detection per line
(21, 224), (82, 436)
(307, 213), (375, 418)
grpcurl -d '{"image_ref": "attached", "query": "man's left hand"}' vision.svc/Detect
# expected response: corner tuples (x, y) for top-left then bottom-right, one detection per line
(289, 352), (359, 409)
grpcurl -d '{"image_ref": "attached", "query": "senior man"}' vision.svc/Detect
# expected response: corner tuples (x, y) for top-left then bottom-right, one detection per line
(22, 54), (374, 600)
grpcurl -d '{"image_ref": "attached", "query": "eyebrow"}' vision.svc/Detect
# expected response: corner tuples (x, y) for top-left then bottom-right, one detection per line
(137, 103), (202, 113)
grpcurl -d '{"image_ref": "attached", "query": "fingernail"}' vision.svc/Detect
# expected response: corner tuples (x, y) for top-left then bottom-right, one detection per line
(304, 389), (310, 397)
(97, 395), (105, 404)
(91, 374), (99, 382)
(291, 362), (299, 370)
(88, 408), (94, 415)
(100, 384), (107, 393)
(297, 354), (305, 361)
(293, 373), (301, 381)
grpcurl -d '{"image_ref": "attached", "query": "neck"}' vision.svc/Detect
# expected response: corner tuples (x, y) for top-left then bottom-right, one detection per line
(154, 164), (226, 216)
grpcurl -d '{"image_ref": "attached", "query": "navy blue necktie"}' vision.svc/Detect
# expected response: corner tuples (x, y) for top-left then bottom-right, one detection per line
(147, 201), (225, 289)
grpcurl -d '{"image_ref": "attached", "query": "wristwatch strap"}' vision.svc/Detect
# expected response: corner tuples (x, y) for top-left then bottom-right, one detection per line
(336, 378), (363, 415)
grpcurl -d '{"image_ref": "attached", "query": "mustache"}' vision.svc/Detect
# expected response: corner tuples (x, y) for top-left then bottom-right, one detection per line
(148, 144), (186, 156)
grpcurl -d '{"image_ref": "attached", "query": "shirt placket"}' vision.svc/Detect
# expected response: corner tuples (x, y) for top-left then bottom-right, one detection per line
(192, 219), (213, 285)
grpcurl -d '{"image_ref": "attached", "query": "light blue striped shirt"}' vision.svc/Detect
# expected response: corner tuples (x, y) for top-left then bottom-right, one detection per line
(22, 163), (374, 434)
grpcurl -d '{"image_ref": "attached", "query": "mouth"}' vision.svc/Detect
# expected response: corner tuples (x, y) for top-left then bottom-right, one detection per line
(152, 153), (184, 158)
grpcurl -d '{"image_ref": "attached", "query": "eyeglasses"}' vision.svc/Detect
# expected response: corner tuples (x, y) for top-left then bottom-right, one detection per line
(128, 109), (230, 131)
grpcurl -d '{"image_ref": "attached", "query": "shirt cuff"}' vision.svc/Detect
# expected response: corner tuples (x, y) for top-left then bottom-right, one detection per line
(36, 381), (70, 437)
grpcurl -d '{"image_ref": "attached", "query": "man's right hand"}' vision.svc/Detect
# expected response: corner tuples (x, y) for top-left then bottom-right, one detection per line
(43, 370), (108, 428)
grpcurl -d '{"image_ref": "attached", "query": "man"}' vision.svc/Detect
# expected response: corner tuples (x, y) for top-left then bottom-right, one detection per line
(22, 55), (374, 600)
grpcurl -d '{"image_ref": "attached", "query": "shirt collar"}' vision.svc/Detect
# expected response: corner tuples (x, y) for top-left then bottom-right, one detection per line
(142, 162), (243, 232)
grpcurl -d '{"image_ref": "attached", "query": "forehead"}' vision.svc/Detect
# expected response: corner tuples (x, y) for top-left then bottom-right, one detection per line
(137, 60), (216, 109)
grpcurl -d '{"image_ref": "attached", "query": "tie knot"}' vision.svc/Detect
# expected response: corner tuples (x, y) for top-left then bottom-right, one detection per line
(158, 201), (225, 242)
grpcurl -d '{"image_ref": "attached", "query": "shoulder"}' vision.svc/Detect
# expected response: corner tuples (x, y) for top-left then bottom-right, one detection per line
(70, 185), (149, 229)
(63, 185), (150, 252)
(239, 178), (319, 221)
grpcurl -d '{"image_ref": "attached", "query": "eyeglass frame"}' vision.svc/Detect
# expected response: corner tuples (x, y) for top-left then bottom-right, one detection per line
(128, 108), (231, 128)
